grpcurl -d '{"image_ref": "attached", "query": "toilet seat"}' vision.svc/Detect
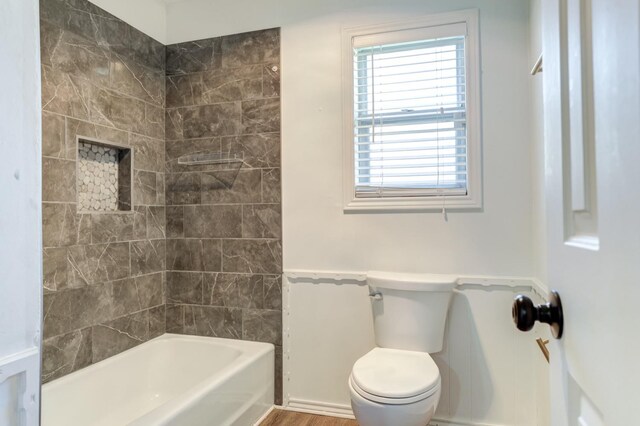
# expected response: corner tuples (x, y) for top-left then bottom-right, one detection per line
(350, 348), (440, 405)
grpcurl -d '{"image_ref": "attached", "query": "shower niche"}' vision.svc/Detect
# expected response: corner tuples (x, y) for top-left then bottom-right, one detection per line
(77, 138), (132, 212)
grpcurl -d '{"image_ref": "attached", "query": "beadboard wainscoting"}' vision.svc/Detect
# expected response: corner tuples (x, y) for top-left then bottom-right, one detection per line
(282, 271), (550, 426)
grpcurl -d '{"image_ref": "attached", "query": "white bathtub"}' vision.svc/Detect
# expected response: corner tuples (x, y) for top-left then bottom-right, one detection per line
(42, 334), (274, 426)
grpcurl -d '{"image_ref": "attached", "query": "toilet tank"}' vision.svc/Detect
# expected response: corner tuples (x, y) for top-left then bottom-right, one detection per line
(368, 271), (457, 353)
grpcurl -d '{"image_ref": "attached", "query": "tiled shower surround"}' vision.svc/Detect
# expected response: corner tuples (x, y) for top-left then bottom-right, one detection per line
(40, 0), (282, 402)
(164, 29), (283, 402)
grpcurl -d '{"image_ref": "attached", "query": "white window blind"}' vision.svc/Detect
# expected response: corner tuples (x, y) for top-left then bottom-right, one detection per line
(353, 28), (468, 199)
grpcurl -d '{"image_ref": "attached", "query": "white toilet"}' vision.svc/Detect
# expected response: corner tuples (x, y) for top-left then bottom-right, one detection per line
(349, 271), (457, 426)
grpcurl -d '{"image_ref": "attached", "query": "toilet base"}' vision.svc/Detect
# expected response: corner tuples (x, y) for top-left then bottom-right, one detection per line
(349, 378), (440, 426)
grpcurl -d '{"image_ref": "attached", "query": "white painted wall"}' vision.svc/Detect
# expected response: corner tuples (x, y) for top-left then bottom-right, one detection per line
(280, 1), (532, 276)
(0, 0), (43, 423)
(285, 276), (549, 425)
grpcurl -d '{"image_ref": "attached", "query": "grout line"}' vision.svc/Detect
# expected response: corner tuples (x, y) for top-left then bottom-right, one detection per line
(43, 110), (165, 142)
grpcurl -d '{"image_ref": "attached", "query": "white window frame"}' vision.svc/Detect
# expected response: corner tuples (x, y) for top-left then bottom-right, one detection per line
(342, 9), (482, 212)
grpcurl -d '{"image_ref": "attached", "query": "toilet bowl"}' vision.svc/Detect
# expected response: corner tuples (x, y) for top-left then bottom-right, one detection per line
(349, 272), (456, 426)
(348, 348), (441, 426)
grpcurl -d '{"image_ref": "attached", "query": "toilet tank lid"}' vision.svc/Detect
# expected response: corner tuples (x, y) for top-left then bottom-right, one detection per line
(367, 271), (458, 291)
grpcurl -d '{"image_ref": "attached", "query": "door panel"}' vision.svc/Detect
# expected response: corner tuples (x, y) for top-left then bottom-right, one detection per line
(0, 0), (43, 424)
(542, 1), (640, 424)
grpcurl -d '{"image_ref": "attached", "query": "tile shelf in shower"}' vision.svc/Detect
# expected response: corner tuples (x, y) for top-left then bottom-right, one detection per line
(177, 151), (244, 166)
(77, 138), (132, 213)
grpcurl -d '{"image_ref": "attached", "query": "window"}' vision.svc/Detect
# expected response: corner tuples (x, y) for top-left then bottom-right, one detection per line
(342, 11), (481, 211)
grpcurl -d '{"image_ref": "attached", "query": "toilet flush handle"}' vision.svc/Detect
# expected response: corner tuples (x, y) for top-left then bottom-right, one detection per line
(369, 291), (382, 301)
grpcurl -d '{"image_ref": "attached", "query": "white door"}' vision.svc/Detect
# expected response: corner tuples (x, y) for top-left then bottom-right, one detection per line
(0, 0), (43, 425)
(542, 0), (640, 425)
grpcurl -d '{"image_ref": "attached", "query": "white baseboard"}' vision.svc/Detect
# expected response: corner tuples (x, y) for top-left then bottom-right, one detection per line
(285, 398), (355, 418)
(283, 398), (511, 426)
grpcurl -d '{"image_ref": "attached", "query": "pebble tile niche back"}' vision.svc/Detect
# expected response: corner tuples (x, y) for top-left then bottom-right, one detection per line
(77, 139), (132, 212)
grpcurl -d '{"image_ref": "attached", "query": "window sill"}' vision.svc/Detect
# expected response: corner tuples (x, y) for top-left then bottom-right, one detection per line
(343, 194), (482, 213)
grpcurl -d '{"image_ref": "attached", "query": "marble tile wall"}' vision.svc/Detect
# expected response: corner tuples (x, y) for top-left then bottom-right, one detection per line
(40, 0), (282, 400)
(164, 29), (282, 403)
(40, 0), (166, 382)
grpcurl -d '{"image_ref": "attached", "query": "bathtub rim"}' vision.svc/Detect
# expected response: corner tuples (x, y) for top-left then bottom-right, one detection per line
(42, 333), (275, 425)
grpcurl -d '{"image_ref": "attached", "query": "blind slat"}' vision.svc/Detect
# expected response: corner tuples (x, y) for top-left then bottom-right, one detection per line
(353, 73), (466, 89)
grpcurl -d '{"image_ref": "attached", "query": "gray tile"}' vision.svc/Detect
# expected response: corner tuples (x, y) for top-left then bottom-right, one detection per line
(242, 309), (282, 345)
(166, 38), (222, 76)
(166, 172), (201, 205)
(91, 213), (134, 243)
(133, 206), (147, 239)
(204, 273), (264, 309)
(44, 283), (116, 338)
(130, 239), (165, 276)
(201, 169), (262, 204)
(109, 53), (165, 106)
(42, 328), (92, 383)
(130, 134), (164, 173)
(90, 86), (145, 133)
(222, 239), (282, 274)
(242, 98), (280, 134)
(41, 65), (91, 120)
(128, 25), (165, 72)
(166, 206), (184, 238)
(146, 206), (166, 239)
(183, 205), (242, 238)
(165, 108), (184, 141)
(262, 168), (281, 203)
(134, 272), (164, 309)
(263, 64), (280, 98)
(264, 275), (282, 310)
(111, 278), (147, 318)
(166, 271), (203, 304)
(242, 204), (281, 238)
(166, 239), (204, 271)
(91, 310), (148, 363)
(165, 304), (185, 334)
(181, 103), (242, 139)
(39, 0), (66, 29)
(183, 305), (242, 339)
(43, 247), (68, 292)
(43, 203), (91, 248)
(67, 242), (130, 286)
(202, 239), (223, 272)
(66, 118), (129, 154)
(220, 133), (280, 169)
(148, 305), (166, 338)
(42, 157), (76, 202)
(166, 73), (204, 108)
(200, 66), (263, 104)
(134, 170), (159, 205)
(156, 172), (165, 205)
(143, 102), (165, 140)
(59, 2), (129, 55)
(41, 25), (110, 85)
(221, 29), (280, 68)
(42, 112), (67, 158)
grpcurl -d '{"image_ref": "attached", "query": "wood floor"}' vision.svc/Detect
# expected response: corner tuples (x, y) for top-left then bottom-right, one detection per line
(259, 409), (359, 425)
